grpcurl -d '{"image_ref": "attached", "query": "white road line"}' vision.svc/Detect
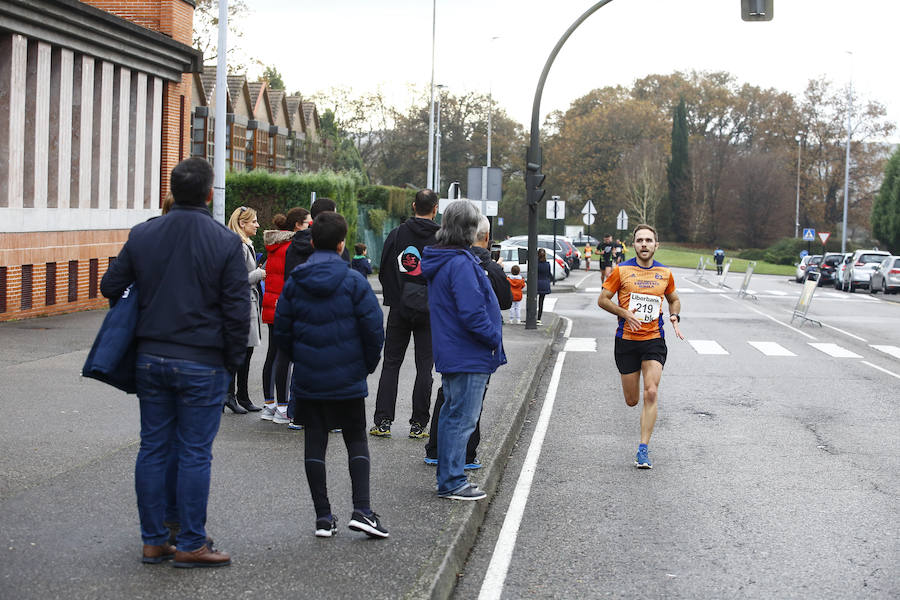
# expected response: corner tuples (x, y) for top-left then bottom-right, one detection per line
(478, 351), (566, 600)
(821, 322), (868, 342)
(688, 340), (730, 355)
(766, 290), (789, 296)
(748, 341), (797, 356)
(564, 337), (596, 352)
(543, 297), (558, 312)
(584, 287), (605, 293)
(718, 293), (818, 340)
(808, 343), (862, 358)
(871, 345), (900, 360)
(861, 360), (900, 380)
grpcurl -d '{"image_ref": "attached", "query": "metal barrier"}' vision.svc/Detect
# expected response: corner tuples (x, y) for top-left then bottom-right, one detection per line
(791, 271), (823, 327)
(694, 256), (711, 284)
(717, 258), (733, 288)
(737, 261), (758, 300)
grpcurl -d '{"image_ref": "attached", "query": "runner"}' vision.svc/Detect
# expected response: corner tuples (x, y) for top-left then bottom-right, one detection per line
(599, 234), (622, 283)
(596, 224), (684, 469)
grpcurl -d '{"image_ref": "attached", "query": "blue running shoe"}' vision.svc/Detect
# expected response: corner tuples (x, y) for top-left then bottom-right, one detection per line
(634, 445), (652, 469)
(464, 458), (482, 471)
(423, 457), (438, 466)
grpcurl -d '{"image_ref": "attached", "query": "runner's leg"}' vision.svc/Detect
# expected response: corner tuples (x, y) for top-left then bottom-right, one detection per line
(639, 360), (663, 445)
(619, 371), (640, 407)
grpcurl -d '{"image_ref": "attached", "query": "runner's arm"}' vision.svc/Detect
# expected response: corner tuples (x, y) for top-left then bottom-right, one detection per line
(597, 288), (641, 332)
(665, 291), (685, 340)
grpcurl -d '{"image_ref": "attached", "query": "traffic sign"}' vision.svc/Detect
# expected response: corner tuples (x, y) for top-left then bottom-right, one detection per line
(818, 232), (831, 245)
(802, 228), (815, 241)
(581, 200), (597, 215)
(616, 209), (628, 231)
(546, 199), (565, 220)
(582, 213), (595, 226)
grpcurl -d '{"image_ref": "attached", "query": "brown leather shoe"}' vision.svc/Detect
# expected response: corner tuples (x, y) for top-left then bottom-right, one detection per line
(172, 544), (231, 568)
(142, 543), (176, 564)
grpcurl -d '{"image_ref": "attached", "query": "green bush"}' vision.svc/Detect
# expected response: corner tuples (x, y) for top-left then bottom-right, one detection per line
(762, 238), (807, 265)
(225, 169), (362, 253)
(737, 248), (766, 261)
(357, 185), (415, 219)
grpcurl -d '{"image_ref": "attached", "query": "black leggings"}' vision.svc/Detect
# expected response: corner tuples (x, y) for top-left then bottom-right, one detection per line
(261, 324), (291, 404)
(538, 294), (547, 320)
(303, 403), (370, 519)
(228, 347), (253, 400)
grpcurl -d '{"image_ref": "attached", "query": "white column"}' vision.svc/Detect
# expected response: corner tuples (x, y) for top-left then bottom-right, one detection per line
(33, 42), (51, 210)
(116, 68), (131, 210)
(56, 48), (73, 210)
(97, 61), (114, 210)
(133, 72), (147, 210)
(6, 35), (27, 209)
(78, 55), (94, 210)
(149, 77), (163, 209)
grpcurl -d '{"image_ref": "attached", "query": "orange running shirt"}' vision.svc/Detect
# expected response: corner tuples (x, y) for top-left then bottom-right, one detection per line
(602, 258), (676, 340)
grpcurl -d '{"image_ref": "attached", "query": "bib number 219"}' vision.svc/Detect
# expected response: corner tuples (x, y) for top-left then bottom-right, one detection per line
(628, 292), (661, 323)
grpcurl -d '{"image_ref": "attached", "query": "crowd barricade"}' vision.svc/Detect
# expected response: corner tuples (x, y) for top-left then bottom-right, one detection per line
(737, 261), (758, 300)
(791, 271), (823, 327)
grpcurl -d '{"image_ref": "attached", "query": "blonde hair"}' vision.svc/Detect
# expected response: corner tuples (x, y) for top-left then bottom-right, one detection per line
(161, 191), (174, 215)
(228, 206), (257, 243)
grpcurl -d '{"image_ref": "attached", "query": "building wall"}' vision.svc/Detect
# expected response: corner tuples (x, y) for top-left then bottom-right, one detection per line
(0, 1), (195, 322)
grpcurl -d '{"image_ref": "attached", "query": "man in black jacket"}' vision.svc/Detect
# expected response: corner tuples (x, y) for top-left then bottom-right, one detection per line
(424, 214), (511, 466)
(283, 197), (350, 276)
(370, 189), (440, 439)
(100, 158), (247, 569)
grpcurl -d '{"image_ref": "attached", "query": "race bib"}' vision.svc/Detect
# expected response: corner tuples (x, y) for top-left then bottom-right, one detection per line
(628, 292), (661, 323)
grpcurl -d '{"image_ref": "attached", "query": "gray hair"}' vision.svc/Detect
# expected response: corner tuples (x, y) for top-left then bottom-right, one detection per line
(475, 215), (490, 242)
(436, 200), (480, 247)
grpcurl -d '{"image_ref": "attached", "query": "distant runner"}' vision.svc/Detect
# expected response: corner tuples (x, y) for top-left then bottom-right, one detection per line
(599, 234), (623, 283)
(597, 224), (684, 469)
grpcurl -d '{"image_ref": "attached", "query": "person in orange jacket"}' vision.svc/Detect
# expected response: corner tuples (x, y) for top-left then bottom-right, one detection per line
(507, 264), (526, 324)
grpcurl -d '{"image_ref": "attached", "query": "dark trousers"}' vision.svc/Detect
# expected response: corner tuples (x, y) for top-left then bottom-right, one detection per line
(228, 347), (253, 400)
(261, 324), (291, 404)
(538, 294), (547, 320)
(373, 307), (433, 427)
(424, 380), (488, 463)
(303, 399), (370, 519)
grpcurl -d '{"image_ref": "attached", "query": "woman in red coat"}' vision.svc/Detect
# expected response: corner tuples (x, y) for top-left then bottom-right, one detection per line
(260, 207), (312, 423)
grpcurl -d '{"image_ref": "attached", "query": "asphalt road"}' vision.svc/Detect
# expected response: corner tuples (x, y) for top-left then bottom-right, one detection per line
(453, 267), (900, 599)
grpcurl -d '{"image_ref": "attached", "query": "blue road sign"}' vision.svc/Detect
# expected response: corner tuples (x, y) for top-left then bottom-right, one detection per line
(802, 228), (816, 241)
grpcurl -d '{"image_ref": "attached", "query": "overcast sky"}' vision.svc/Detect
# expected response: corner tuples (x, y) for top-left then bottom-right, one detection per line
(236, 0), (899, 142)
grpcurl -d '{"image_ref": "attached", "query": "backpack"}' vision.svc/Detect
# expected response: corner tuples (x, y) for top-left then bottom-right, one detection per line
(397, 243), (429, 313)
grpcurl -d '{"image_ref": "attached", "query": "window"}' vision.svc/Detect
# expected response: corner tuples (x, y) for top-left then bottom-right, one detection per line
(68, 260), (79, 303)
(0, 267), (6, 313)
(21, 265), (33, 310)
(45, 263), (57, 306)
(191, 112), (207, 158)
(229, 123), (246, 171)
(89, 258), (99, 298)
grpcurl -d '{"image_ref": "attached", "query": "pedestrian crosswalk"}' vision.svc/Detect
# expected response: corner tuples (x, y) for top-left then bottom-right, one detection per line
(579, 286), (879, 301)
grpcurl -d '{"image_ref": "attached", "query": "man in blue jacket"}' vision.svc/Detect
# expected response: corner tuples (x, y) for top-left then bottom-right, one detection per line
(421, 200), (506, 501)
(101, 157), (248, 568)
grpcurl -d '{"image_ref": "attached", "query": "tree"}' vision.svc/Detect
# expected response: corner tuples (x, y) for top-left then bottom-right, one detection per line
(872, 147), (900, 253)
(618, 140), (666, 225)
(261, 66), (284, 90)
(666, 98), (692, 242)
(319, 109), (366, 175)
(192, 0), (258, 73)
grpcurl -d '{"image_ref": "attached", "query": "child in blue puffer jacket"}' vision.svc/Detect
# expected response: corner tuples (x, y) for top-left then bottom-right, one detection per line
(273, 212), (388, 539)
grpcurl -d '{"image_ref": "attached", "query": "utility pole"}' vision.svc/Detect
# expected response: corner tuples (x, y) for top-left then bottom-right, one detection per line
(212, 0), (228, 224)
(425, 0), (436, 190)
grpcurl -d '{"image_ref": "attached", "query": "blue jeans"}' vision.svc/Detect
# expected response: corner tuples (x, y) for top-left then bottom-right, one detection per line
(436, 372), (490, 495)
(134, 353), (228, 551)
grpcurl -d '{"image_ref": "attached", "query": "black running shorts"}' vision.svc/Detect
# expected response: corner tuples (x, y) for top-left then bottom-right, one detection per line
(614, 337), (667, 374)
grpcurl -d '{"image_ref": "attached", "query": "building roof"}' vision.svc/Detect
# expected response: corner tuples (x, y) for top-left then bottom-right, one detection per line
(286, 95), (307, 135)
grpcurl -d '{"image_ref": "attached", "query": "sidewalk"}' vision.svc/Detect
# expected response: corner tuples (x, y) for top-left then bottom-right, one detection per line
(0, 295), (559, 600)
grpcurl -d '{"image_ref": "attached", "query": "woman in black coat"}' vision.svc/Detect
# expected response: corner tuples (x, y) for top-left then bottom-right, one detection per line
(536, 248), (552, 324)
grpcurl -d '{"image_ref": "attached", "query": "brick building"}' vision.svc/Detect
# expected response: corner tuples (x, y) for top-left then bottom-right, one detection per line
(0, 0), (200, 321)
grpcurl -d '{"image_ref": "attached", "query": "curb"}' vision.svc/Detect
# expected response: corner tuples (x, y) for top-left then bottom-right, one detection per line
(405, 316), (564, 600)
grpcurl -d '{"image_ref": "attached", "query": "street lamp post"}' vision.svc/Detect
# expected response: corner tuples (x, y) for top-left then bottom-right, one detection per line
(434, 85), (446, 196)
(212, 0), (228, 224)
(841, 51), (853, 254)
(794, 132), (803, 238)
(425, 0), (437, 190)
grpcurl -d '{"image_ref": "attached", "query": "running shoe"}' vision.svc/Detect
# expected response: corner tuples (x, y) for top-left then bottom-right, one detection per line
(634, 445), (652, 469)
(348, 510), (389, 539)
(260, 404), (276, 421)
(287, 420), (304, 431)
(272, 406), (291, 425)
(464, 458), (482, 471)
(315, 515), (337, 538)
(423, 456), (438, 466)
(408, 422), (429, 439)
(369, 419), (392, 438)
(438, 483), (486, 501)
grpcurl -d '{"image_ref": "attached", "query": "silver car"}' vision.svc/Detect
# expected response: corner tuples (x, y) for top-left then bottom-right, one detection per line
(840, 249), (891, 292)
(869, 256), (900, 295)
(795, 254), (821, 283)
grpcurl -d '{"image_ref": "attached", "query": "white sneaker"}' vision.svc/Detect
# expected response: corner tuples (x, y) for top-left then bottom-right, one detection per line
(260, 404), (276, 421)
(272, 406), (291, 424)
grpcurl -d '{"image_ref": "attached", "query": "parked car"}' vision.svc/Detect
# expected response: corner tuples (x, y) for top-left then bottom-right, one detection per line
(805, 252), (843, 286)
(795, 254), (821, 283)
(570, 234), (600, 247)
(498, 244), (568, 282)
(507, 235), (580, 270)
(833, 252), (853, 290)
(840, 249), (892, 292)
(869, 256), (900, 294)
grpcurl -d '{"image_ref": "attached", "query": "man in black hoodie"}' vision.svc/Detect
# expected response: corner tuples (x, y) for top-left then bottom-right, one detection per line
(283, 197), (350, 276)
(370, 189), (440, 439)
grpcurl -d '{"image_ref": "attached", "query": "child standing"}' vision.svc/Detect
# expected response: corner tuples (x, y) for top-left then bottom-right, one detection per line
(273, 212), (388, 539)
(507, 265), (526, 324)
(351, 243), (373, 279)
